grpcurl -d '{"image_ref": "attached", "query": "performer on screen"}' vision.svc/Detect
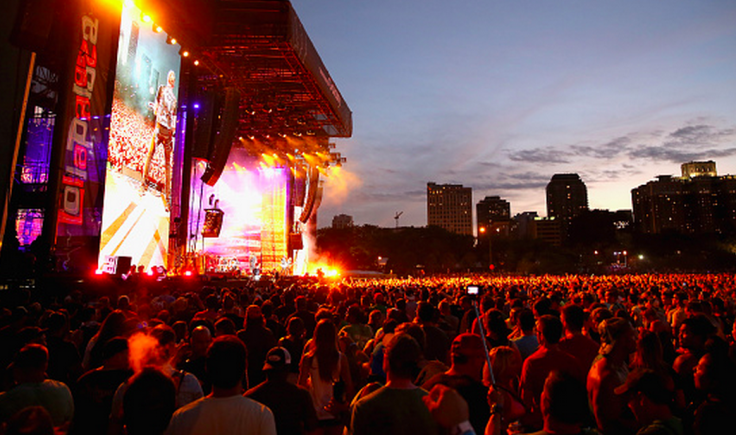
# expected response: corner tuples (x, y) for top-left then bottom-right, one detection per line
(142, 70), (177, 207)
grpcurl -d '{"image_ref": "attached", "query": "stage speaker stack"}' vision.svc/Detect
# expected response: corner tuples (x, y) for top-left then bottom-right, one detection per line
(298, 165), (320, 223)
(201, 87), (241, 186)
(191, 91), (217, 160)
(293, 166), (307, 205)
(202, 208), (224, 238)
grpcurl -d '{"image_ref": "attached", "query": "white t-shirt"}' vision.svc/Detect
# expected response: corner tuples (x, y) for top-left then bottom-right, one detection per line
(166, 395), (276, 435)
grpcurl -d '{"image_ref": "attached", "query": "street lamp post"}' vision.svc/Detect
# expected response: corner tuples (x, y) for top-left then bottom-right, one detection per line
(479, 225), (494, 270)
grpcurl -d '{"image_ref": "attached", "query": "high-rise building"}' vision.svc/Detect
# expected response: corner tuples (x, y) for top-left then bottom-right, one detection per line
(477, 196), (511, 237)
(546, 174), (589, 238)
(534, 217), (563, 246)
(681, 160), (717, 179)
(512, 212), (562, 246)
(427, 182), (473, 236)
(513, 211), (539, 239)
(632, 161), (736, 234)
(331, 214), (354, 229)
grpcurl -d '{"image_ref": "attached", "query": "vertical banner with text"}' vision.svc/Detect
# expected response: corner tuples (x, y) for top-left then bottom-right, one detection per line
(54, 0), (117, 272)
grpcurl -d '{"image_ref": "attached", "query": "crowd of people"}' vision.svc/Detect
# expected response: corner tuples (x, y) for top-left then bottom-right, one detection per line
(108, 96), (167, 187)
(0, 272), (735, 435)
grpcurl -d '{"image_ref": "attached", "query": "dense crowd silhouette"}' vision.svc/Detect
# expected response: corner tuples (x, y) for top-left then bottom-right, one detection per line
(0, 272), (735, 434)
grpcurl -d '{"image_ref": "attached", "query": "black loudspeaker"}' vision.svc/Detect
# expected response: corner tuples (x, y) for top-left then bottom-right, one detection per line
(191, 91), (217, 160)
(202, 208), (224, 238)
(10, 0), (55, 53)
(115, 256), (132, 276)
(293, 167), (307, 206)
(298, 166), (320, 223)
(201, 87), (241, 186)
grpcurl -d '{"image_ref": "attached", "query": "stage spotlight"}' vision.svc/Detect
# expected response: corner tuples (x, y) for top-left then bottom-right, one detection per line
(263, 104), (272, 113)
(166, 35), (177, 45)
(142, 13), (152, 23)
(245, 106), (256, 115)
(294, 132), (302, 137)
(193, 103), (200, 109)
(193, 59), (200, 66)
(153, 24), (163, 33)
(180, 50), (190, 57)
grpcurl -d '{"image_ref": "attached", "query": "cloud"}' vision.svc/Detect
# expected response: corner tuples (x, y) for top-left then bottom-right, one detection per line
(627, 123), (736, 163)
(507, 148), (571, 164)
(506, 134), (638, 164)
(504, 122), (736, 167)
(472, 171), (551, 191)
(571, 136), (633, 159)
(628, 146), (736, 163)
(587, 167), (644, 182)
(361, 190), (426, 201)
(667, 125), (735, 145)
(489, 181), (550, 191)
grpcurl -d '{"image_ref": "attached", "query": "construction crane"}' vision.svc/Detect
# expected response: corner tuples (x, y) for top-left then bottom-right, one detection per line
(394, 211), (403, 228)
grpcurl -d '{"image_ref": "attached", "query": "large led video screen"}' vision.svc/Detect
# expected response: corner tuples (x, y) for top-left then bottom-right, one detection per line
(189, 149), (289, 275)
(98, 1), (181, 271)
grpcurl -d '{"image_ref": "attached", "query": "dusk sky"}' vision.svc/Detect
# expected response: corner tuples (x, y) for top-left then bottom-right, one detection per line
(290, 0), (736, 229)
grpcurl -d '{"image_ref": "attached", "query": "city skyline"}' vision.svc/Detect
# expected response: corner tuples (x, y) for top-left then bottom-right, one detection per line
(290, 0), (736, 228)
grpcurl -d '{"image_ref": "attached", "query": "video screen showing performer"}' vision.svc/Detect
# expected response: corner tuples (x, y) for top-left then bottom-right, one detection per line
(98, 1), (181, 271)
(142, 70), (177, 208)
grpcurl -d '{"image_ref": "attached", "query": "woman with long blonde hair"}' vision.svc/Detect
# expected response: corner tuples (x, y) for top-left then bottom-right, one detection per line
(299, 319), (354, 435)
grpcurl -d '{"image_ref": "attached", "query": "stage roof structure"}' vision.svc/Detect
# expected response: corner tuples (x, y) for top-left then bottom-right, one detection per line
(153, 0), (352, 143)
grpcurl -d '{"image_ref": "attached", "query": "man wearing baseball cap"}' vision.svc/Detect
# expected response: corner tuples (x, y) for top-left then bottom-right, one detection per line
(245, 347), (318, 435)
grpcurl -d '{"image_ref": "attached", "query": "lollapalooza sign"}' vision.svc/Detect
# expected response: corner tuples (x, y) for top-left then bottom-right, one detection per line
(58, 13), (100, 226)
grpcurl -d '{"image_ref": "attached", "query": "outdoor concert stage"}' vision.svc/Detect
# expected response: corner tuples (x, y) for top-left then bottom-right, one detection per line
(5, 0), (351, 277)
